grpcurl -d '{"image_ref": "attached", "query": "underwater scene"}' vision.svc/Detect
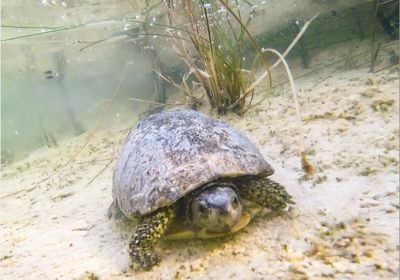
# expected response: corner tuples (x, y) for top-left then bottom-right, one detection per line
(1, 0), (399, 279)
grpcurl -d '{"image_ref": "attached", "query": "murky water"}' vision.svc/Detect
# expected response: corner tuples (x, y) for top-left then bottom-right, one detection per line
(1, 1), (399, 279)
(2, 0), (397, 162)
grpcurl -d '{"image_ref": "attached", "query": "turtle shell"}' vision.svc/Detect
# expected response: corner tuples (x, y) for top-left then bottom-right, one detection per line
(112, 109), (274, 218)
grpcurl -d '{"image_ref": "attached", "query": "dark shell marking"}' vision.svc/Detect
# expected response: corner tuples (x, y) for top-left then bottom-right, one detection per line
(112, 109), (274, 217)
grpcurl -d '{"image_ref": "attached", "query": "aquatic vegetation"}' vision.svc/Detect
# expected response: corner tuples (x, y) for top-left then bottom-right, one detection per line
(162, 0), (270, 115)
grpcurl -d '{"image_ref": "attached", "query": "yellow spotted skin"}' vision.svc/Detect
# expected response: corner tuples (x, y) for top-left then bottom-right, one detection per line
(129, 206), (175, 270)
(237, 177), (294, 211)
(127, 177), (292, 270)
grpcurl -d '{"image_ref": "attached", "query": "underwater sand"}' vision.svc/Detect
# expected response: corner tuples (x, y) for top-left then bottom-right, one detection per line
(1, 43), (399, 279)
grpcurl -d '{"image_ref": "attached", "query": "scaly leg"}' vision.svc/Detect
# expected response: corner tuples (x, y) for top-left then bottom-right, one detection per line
(237, 176), (294, 211)
(129, 206), (175, 270)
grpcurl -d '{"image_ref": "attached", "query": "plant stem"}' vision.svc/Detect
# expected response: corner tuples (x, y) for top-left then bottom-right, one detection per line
(264, 48), (314, 176)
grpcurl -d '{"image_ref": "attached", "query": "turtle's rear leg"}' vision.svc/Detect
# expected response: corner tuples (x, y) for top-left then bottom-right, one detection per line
(129, 206), (175, 270)
(237, 176), (294, 211)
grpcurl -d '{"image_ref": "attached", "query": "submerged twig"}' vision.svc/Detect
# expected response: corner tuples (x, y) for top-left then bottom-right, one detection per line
(85, 157), (115, 188)
(78, 33), (191, 51)
(128, 97), (187, 108)
(0, 187), (34, 200)
(263, 48), (314, 176)
(370, 0), (380, 72)
(245, 13), (318, 95)
(1, 24), (85, 42)
(273, 14), (319, 69)
(76, 158), (112, 165)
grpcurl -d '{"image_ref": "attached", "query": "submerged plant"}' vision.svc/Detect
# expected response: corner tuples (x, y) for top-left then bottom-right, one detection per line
(165, 0), (270, 115)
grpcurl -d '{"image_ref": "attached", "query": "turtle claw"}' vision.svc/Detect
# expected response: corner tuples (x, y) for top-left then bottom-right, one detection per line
(128, 206), (175, 270)
(129, 247), (160, 270)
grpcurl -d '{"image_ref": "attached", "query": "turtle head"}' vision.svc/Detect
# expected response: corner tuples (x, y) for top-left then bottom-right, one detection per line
(190, 183), (242, 233)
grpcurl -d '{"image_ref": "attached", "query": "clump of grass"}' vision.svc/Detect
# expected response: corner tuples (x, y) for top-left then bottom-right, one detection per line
(165, 0), (271, 115)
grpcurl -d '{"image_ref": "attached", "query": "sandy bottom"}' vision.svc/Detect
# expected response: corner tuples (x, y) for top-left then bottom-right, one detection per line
(1, 43), (399, 280)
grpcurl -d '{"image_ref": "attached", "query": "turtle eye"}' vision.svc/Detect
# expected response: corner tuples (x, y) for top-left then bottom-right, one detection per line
(232, 197), (239, 207)
(198, 204), (207, 214)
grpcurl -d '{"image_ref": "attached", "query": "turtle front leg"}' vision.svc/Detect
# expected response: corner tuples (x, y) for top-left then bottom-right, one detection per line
(237, 177), (294, 211)
(129, 206), (175, 270)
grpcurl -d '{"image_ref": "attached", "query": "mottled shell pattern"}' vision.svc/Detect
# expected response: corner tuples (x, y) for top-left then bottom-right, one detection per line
(112, 109), (274, 218)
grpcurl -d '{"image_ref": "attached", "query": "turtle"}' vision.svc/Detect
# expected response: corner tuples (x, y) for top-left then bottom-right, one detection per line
(109, 108), (293, 270)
